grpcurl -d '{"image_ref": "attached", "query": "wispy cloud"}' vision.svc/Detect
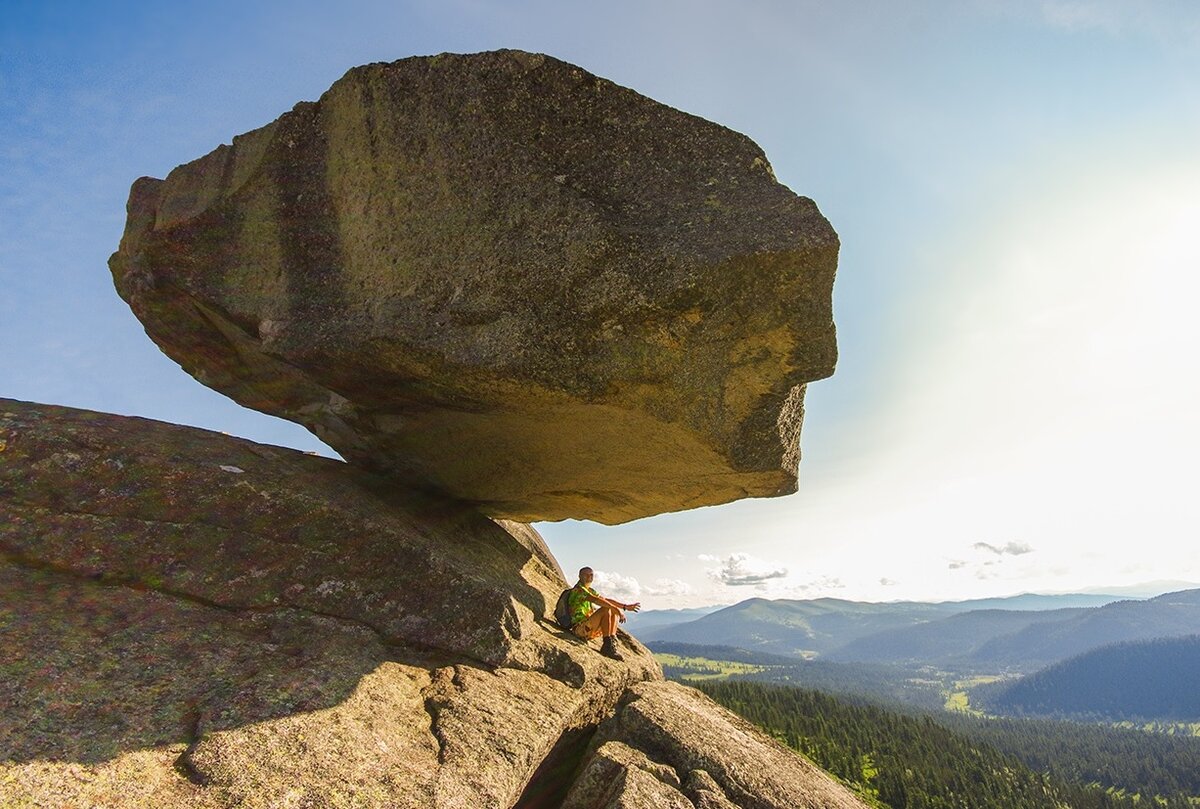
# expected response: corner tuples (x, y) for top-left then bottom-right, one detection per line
(703, 553), (788, 587)
(973, 541), (1035, 556)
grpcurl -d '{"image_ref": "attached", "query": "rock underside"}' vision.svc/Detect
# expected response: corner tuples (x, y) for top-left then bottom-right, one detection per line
(0, 399), (866, 808)
(108, 49), (838, 524)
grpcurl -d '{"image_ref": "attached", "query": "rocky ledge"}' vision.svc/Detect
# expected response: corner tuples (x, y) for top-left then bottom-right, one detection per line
(0, 399), (866, 808)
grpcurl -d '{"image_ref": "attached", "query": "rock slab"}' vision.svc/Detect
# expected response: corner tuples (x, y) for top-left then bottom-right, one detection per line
(0, 399), (866, 808)
(0, 398), (655, 807)
(108, 49), (839, 524)
(562, 681), (868, 809)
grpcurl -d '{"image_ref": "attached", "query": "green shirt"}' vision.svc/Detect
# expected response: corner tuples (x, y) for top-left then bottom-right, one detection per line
(568, 583), (599, 626)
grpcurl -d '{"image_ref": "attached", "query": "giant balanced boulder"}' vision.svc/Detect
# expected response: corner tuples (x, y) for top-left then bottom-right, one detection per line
(109, 49), (838, 524)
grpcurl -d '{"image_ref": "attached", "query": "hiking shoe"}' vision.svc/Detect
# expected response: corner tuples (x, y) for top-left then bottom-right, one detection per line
(600, 637), (624, 661)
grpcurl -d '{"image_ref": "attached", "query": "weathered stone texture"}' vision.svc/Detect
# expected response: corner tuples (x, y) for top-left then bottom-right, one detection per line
(562, 681), (869, 809)
(0, 399), (654, 807)
(1, 399), (866, 808)
(108, 49), (838, 524)
(0, 398), (575, 673)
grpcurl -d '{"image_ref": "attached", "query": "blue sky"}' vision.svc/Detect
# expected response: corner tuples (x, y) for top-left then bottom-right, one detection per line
(5, 1), (1200, 607)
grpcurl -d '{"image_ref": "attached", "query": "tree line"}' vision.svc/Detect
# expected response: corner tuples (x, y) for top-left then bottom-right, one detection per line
(941, 711), (1200, 799)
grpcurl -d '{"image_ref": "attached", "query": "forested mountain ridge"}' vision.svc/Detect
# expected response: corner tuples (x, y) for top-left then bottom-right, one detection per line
(648, 598), (1200, 807)
(974, 634), (1200, 720)
(968, 591), (1200, 670)
(825, 607), (1088, 667)
(636, 592), (1128, 657)
(641, 589), (1200, 672)
(638, 597), (953, 656)
(848, 589), (1200, 672)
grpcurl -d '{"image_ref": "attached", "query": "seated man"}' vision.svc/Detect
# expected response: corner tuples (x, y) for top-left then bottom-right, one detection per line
(568, 566), (640, 661)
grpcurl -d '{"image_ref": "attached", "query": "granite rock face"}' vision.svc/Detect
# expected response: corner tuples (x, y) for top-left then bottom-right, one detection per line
(563, 681), (869, 809)
(0, 398), (654, 807)
(0, 399), (866, 808)
(108, 49), (838, 524)
(0, 399), (578, 674)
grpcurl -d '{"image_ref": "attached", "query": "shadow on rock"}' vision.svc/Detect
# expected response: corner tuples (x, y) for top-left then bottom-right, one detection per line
(0, 560), (422, 765)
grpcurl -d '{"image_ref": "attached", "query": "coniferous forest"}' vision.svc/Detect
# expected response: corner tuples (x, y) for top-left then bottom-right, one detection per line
(973, 635), (1200, 721)
(940, 712), (1200, 799)
(697, 681), (1200, 809)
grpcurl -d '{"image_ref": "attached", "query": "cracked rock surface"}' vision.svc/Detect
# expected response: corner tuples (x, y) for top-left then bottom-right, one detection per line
(0, 399), (866, 808)
(563, 681), (868, 809)
(0, 399), (655, 807)
(108, 49), (838, 525)
(0, 398), (581, 673)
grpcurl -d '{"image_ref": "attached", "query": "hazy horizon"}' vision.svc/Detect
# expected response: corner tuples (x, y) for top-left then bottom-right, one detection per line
(628, 579), (1200, 614)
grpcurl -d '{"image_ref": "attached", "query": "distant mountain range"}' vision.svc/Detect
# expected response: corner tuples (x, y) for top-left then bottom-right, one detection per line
(824, 606), (1090, 667)
(635, 589), (1200, 672)
(622, 604), (726, 634)
(964, 590), (1200, 670)
(975, 634), (1200, 721)
(637, 596), (956, 657)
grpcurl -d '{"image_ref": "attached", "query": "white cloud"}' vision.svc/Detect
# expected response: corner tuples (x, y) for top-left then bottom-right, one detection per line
(705, 553), (788, 587)
(589, 571), (692, 606)
(586, 571), (694, 606)
(879, 577), (898, 586)
(592, 570), (641, 601)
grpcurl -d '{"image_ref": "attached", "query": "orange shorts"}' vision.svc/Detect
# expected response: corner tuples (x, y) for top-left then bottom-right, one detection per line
(572, 610), (606, 640)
